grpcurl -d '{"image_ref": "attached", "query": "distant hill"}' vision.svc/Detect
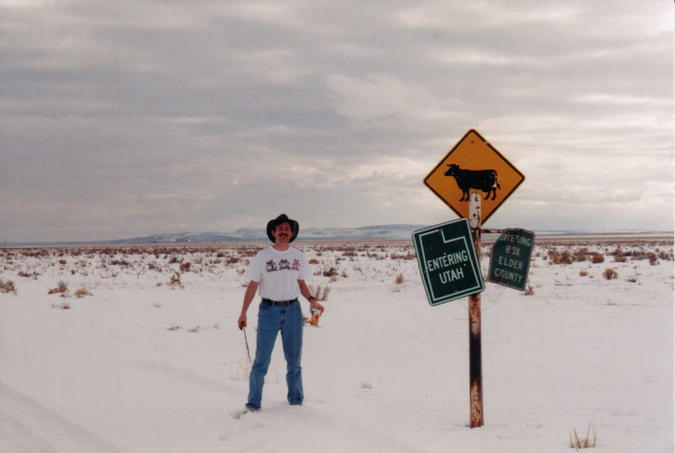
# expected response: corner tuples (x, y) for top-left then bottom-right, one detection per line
(3, 226), (672, 247)
(3, 224), (427, 246)
(110, 224), (428, 244)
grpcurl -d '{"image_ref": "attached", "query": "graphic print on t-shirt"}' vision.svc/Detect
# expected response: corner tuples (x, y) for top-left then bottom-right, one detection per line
(265, 258), (300, 273)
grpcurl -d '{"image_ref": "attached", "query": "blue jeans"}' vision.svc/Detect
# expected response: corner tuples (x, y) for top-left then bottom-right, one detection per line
(246, 301), (303, 409)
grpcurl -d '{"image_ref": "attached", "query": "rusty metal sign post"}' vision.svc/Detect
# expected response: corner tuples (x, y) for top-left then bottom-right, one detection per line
(468, 193), (484, 427)
(421, 129), (526, 430)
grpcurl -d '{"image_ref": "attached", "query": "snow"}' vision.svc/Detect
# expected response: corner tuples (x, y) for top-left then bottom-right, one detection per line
(0, 239), (672, 452)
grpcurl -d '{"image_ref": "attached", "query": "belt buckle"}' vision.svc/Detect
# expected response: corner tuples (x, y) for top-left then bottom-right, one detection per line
(264, 298), (294, 306)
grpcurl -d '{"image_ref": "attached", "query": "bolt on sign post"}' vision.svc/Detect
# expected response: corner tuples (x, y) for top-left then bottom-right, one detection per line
(422, 129), (526, 429)
(488, 229), (535, 291)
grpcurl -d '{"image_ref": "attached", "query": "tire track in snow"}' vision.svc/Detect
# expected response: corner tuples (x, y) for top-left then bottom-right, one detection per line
(133, 359), (242, 396)
(224, 400), (432, 453)
(0, 381), (122, 453)
(0, 410), (57, 453)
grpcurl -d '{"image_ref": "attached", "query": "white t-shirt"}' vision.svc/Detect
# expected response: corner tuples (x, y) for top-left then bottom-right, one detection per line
(245, 246), (311, 301)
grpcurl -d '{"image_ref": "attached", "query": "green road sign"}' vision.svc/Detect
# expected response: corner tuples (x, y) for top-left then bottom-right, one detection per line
(412, 219), (485, 306)
(488, 228), (535, 291)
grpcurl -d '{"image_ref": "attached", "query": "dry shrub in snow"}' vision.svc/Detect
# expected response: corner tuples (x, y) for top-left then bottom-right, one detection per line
(169, 273), (184, 289)
(657, 250), (673, 260)
(18, 270), (40, 279)
(395, 273), (404, 284)
(180, 261), (191, 272)
(74, 287), (92, 298)
(591, 254), (605, 264)
(548, 249), (573, 265)
(609, 247), (623, 257)
(240, 247), (259, 257)
(322, 267), (338, 278)
(569, 423), (597, 449)
(51, 301), (71, 310)
(603, 268), (618, 280)
(48, 281), (69, 295)
(0, 279), (16, 294)
(390, 252), (416, 260)
(308, 285), (330, 301)
(573, 248), (588, 262)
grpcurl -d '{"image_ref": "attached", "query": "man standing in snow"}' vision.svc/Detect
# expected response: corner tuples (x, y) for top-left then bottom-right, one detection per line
(237, 213), (324, 411)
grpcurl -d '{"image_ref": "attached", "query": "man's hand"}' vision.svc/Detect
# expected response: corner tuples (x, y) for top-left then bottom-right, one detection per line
(238, 281), (258, 330)
(309, 300), (324, 315)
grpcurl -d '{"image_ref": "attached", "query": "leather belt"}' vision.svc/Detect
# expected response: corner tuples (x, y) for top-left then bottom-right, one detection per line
(261, 298), (298, 307)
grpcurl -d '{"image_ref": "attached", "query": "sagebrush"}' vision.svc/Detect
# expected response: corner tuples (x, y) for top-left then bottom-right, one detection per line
(569, 423), (597, 449)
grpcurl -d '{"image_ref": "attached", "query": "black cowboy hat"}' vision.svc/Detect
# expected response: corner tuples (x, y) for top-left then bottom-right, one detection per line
(266, 213), (299, 243)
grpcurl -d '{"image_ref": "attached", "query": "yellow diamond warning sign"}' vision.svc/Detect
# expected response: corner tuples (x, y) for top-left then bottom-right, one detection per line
(424, 129), (525, 225)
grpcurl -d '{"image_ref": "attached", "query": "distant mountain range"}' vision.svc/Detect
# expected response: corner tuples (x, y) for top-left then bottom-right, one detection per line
(3, 225), (672, 247)
(108, 224), (428, 244)
(3, 224), (425, 246)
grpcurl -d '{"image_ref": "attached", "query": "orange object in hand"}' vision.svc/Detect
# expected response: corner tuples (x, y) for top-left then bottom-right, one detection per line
(310, 309), (321, 326)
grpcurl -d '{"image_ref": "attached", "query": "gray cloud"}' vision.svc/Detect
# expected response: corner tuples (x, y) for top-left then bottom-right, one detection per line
(1, 0), (672, 241)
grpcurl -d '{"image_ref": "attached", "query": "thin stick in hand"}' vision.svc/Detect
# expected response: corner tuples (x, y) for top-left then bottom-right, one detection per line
(242, 328), (252, 363)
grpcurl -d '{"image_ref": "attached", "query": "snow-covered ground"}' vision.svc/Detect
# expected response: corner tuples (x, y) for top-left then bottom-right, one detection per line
(0, 238), (672, 453)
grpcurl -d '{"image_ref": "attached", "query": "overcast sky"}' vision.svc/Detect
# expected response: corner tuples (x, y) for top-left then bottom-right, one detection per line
(1, 1), (673, 242)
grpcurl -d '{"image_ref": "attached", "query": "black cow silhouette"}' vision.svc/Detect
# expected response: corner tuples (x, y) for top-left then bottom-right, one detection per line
(444, 164), (501, 201)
